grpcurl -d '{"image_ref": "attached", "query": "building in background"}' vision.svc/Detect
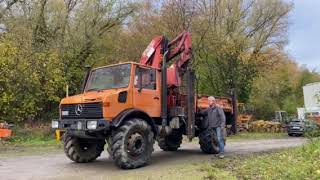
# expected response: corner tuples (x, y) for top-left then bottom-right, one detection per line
(297, 82), (320, 124)
(303, 82), (320, 108)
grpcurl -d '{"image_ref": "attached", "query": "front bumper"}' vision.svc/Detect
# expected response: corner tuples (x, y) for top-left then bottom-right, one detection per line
(287, 126), (304, 134)
(52, 119), (111, 139)
(53, 119), (110, 131)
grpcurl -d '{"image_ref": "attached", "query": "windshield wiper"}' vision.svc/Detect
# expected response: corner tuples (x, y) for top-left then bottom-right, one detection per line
(86, 88), (100, 92)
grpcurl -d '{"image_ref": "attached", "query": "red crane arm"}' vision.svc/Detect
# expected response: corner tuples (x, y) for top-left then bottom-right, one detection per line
(167, 31), (192, 68)
(140, 31), (192, 69)
(140, 36), (164, 68)
(139, 31), (192, 87)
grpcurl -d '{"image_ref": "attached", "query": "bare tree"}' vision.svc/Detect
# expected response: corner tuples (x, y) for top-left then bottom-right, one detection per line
(195, 0), (292, 97)
(0, 0), (19, 20)
(160, 0), (198, 37)
(32, 0), (48, 50)
(72, 0), (135, 65)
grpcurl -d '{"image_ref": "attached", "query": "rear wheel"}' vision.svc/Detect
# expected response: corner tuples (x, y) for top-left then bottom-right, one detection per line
(109, 118), (154, 169)
(199, 128), (219, 154)
(158, 129), (183, 151)
(63, 133), (105, 163)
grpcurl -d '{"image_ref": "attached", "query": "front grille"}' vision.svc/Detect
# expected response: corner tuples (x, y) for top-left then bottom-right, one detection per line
(61, 103), (103, 119)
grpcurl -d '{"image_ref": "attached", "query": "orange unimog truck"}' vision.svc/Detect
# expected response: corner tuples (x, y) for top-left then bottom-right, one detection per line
(52, 32), (234, 169)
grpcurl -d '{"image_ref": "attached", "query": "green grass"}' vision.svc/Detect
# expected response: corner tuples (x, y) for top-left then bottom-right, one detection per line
(0, 125), (61, 156)
(199, 139), (320, 180)
(1, 125), (57, 144)
(228, 132), (288, 142)
(0, 137), (62, 157)
(1, 136), (59, 146)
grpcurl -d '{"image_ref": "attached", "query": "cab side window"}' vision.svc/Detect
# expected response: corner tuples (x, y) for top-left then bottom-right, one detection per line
(134, 66), (156, 90)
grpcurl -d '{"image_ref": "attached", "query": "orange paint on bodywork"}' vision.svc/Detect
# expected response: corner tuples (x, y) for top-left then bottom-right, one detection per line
(197, 96), (233, 113)
(60, 63), (161, 121)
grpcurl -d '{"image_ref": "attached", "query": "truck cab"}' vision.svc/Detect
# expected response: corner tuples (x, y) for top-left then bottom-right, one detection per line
(53, 62), (162, 138)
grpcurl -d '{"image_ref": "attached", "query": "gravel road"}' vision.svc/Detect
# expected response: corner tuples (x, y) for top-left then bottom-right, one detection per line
(0, 137), (307, 180)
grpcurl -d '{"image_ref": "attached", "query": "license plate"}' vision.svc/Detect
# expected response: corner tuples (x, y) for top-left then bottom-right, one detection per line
(292, 126), (300, 129)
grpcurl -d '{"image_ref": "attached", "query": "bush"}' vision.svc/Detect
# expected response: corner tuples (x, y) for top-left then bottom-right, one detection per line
(305, 129), (320, 138)
(0, 38), (65, 123)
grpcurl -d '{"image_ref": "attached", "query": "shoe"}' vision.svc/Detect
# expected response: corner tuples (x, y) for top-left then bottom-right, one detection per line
(218, 154), (224, 159)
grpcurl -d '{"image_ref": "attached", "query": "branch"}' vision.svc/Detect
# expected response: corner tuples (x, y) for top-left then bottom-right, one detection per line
(0, 0), (18, 20)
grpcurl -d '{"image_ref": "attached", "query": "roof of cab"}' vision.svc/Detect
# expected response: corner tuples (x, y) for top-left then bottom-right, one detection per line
(92, 61), (160, 70)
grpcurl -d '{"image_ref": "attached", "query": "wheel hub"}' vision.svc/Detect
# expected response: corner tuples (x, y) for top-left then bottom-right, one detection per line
(127, 132), (145, 157)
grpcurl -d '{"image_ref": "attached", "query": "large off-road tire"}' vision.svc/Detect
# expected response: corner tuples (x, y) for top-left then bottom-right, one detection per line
(109, 118), (155, 169)
(158, 129), (183, 151)
(199, 128), (220, 154)
(63, 134), (105, 163)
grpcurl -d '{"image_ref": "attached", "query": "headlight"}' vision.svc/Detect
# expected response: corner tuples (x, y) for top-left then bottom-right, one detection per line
(87, 121), (97, 130)
(52, 121), (59, 129)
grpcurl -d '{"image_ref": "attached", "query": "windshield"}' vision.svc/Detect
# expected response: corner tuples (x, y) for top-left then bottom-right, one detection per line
(85, 64), (131, 91)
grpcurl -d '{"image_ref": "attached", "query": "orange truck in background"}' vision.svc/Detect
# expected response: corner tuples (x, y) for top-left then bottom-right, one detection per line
(52, 32), (235, 169)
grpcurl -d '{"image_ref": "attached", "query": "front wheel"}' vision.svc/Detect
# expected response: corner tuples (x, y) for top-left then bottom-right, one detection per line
(109, 118), (155, 169)
(63, 133), (105, 163)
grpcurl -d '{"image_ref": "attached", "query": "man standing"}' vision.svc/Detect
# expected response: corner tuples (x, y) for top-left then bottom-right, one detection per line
(202, 96), (226, 158)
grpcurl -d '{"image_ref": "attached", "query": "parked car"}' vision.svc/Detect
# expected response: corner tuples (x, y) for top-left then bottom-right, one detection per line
(287, 119), (319, 136)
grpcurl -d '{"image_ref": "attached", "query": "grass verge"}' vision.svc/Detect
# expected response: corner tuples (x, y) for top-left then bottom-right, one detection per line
(227, 132), (287, 142)
(199, 139), (320, 180)
(0, 125), (61, 156)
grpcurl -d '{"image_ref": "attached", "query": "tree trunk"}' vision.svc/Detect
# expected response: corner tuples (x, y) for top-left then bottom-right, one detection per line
(231, 88), (238, 134)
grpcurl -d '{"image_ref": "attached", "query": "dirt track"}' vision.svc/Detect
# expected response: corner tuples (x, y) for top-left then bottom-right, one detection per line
(0, 137), (306, 180)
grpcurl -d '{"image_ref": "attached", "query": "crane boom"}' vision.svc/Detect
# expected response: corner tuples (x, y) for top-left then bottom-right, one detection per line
(139, 31), (192, 87)
(167, 31), (192, 68)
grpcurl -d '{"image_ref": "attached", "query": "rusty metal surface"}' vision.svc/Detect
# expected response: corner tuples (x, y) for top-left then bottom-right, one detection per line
(197, 96), (233, 112)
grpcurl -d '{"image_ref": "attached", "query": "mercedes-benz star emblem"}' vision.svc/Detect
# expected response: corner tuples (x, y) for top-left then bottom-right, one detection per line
(75, 104), (83, 115)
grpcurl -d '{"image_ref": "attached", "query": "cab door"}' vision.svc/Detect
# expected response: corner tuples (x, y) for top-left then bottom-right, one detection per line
(133, 65), (161, 117)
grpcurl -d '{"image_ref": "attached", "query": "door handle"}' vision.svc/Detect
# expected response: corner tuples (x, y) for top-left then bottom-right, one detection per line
(153, 97), (160, 100)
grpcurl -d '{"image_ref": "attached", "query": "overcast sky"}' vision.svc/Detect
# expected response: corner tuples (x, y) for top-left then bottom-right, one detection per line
(286, 0), (320, 70)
